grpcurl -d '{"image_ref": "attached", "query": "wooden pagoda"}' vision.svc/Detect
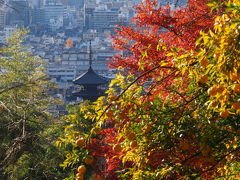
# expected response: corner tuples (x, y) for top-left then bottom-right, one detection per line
(72, 41), (109, 101)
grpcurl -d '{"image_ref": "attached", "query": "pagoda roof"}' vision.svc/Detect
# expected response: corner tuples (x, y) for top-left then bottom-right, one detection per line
(73, 67), (109, 85)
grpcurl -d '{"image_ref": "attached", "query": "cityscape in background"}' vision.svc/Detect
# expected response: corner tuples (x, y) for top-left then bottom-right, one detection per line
(0, 0), (186, 104)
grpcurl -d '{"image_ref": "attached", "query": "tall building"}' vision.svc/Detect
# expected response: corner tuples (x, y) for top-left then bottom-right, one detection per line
(27, 0), (41, 8)
(6, 0), (30, 27)
(42, 3), (66, 30)
(0, 11), (5, 29)
(83, 2), (95, 30)
(84, 0), (96, 6)
(92, 10), (119, 31)
(43, 4), (65, 24)
(30, 8), (45, 25)
(61, 0), (84, 7)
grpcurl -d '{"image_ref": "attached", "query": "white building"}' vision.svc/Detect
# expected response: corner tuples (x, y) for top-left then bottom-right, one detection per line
(47, 64), (76, 82)
(43, 4), (66, 26)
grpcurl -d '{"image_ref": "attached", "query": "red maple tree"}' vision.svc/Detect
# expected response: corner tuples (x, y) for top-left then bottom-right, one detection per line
(83, 0), (234, 179)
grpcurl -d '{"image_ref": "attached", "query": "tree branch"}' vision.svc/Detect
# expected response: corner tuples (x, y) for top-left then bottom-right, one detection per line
(0, 82), (37, 95)
(96, 65), (177, 123)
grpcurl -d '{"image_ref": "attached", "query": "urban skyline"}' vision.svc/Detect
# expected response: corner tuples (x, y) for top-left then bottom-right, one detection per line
(0, 0), (186, 103)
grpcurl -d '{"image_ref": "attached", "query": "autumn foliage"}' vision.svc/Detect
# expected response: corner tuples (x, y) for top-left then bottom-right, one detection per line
(65, 38), (74, 48)
(57, 0), (240, 179)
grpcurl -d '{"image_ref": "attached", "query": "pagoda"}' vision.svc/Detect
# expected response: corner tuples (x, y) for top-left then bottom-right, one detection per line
(72, 41), (109, 101)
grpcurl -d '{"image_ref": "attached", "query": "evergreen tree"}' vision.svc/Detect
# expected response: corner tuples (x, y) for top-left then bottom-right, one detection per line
(0, 30), (65, 180)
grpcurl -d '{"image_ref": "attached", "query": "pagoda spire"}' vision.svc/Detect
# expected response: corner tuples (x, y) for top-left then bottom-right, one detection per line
(89, 40), (92, 69)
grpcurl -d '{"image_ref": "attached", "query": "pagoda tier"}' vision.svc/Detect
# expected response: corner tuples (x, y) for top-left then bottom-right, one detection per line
(73, 67), (108, 85)
(72, 75), (109, 101)
(72, 85), (106, 101)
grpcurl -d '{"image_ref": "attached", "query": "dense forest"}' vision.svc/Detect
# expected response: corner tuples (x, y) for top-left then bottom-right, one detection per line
(1, 0), (240, 180)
